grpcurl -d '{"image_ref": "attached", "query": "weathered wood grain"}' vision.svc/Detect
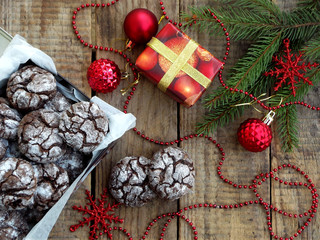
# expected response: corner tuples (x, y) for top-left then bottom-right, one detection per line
(270, 0), (320, 240)
(94, 1), (180, 239)
(0, 0), (92, 239)
(1, 0), (320, 239)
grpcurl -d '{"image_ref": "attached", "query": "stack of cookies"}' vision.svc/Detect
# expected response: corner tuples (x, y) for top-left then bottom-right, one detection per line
(0, 65), (110, 239)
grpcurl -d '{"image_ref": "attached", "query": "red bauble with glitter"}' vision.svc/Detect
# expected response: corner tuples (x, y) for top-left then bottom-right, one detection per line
(123, 8), (158, 45)
(237, 112), (275, 152)
(87, 59), (121, 93)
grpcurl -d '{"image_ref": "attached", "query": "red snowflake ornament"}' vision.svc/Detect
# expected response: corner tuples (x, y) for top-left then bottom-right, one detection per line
(265, 39), (319, 96)
(70, 189), (123, 240)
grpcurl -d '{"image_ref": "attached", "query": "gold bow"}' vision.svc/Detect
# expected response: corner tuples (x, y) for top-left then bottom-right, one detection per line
(147, 37), (211, 92)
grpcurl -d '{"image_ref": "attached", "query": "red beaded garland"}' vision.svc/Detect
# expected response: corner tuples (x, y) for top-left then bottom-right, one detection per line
(72, 1), (319, 239)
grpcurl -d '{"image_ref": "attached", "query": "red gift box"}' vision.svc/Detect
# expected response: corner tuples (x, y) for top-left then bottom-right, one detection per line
(136, 23), (223, 107)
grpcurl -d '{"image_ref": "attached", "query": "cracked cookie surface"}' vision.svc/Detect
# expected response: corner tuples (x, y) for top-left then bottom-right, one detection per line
(109, 156), (156, 207)
(33, 163), (69, 211)
(0, 210), (29, 240)
(0, 158), (37, 210)
(59, 101), (109, 153)
(148, 147), (195, 201)
(0, 97), (21, 141)
(7, 65), (57, 112)
(44, 91), (72, 113)
(18, 109), (66, 163)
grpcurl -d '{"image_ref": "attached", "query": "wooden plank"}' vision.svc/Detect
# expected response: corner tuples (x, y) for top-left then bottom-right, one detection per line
(2, 0), (320, 240)
(94, 1), (180, 239)
(0, 1), (92, 239)
(270, 0), (320, 239)
(179, 1), (270, 239)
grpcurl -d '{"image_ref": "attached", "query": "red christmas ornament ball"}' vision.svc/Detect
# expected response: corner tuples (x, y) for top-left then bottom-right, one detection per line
(87, 59), (121, 93)
(237, 118), (272, 152)
(123, 8), (158, 45)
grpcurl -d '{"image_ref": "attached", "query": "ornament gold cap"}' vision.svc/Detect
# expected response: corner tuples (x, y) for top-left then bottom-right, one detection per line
(262, 111), (276, 126)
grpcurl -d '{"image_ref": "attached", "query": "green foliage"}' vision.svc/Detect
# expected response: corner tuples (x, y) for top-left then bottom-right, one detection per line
(181, 4), (281, 41)
(276, 105), (299, 152)
(182, 0), (320, 151)
(298, 0), (320, 10)
(282, 8), (320, 40)
(303, 34), (320, 61)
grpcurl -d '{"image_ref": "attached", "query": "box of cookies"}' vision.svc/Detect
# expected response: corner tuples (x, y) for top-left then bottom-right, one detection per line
(0, 28), (136, 240)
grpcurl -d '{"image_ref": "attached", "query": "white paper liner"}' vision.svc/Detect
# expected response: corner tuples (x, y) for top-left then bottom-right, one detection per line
(0, 34), (136, 240)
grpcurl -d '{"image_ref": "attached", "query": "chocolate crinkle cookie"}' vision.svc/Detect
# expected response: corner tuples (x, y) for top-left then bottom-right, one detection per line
(33, 163), (69, 211)
(0, 139), (8, 160)
(0, 97), (21, 140)
(56, 147), (85, 182)
(109, 156), (156, 207)
(148, 147), (195, 201)
(18, 109), (66, 163)
(0, 158), (37, 210)
(6, 65), (57, 111)
(44, 91), (72, 113)
(0, 210), (29, 240)
(59, 101), (109, 153)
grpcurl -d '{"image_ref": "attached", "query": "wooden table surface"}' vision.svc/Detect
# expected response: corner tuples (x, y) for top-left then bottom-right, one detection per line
(1, 0), (320, 239)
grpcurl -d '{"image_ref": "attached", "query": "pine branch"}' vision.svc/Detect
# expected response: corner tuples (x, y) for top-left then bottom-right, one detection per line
(203, 33), (282, 110)
(268, 68), (320, 151)
(198, 74), (273, 135)
(182, 0), (320, 151)
(303, 34), (320, 61)
(182, 5), (281, 40)
(276, 105), (299, 152)
(196, 96), (248, 135)
(211, 0), (282, 17)
(182, 5), (320, 41)
(268, 67), (320, 106)
(282, 8), (320, 40)
(298, 0), (320, 10)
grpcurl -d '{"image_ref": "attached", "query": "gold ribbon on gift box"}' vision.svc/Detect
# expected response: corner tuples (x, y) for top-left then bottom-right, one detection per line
(147, 37), (212, 92)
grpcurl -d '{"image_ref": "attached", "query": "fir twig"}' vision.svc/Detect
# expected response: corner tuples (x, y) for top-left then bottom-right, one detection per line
(182, 1), (320, 151)
(198, 74), (273, 134)
(298, 0), (320, 10)
(276, 105), (299, 152)
(204, 33), (282, 110)
(303, 34), (320, 61)
(196, 96), (248, 135)
(182, 5), (281, 41)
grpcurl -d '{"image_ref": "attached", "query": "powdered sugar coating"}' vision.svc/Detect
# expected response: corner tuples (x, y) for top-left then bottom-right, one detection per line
(59, 101), (109, 153)
(44, 91), (72, 113)
(0, 210), (29, 240)
(148, 147), (195, 201)
(33, 163), (69, 211)
(0, 158), (36, 210)
(109, 156), (156, 207)
(6, 65), (57, 111)
(0, 97), (21, 140)
(18, 109), (66, 163)
(55, 147), (85, 182)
